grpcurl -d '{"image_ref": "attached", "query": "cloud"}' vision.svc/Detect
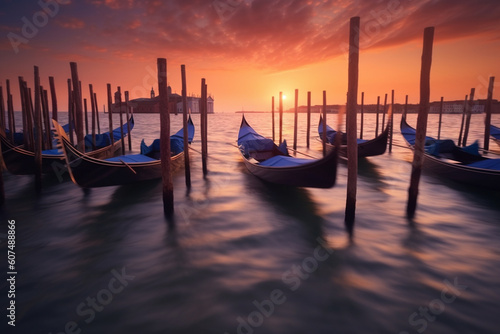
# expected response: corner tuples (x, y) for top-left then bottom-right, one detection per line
(56, 17), (86, 29)
(8, 0), (497, 71)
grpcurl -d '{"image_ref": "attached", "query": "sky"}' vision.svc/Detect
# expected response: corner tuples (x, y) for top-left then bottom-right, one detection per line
(0, 0), (499, 113)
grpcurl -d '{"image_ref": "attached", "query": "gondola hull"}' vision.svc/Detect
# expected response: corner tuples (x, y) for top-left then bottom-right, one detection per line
(238, 116), (337, 188)
(401, 116), (500, 190)
(53, 119), (189, 188)
(0, 133), (123, 175)
(241, 150), (338, 188)
(319, 116), (389, 158)
(0, 116), (133, 175)
(61, 138), (183, 188)
(420, 152), (500, 189)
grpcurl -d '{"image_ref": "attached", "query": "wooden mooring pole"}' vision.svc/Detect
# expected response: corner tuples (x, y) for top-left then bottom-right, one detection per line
(437, 96), (444, 140)
(94, 92), (101, 134)
(271, 96), (275, 142)
(404, 95), (408, 118)
(345, 16), (360, 226)
(462, 88), (475, 147)
(375, 95), (380, 136)
(201, 79), (208, 177)
(89, 84), (97, 149)
(34, 66), (43, 193)
(67, 79), (74, 145)
(115, 87), (125, 155)
(0, 86), (5, 205)
(360, 92), (364, 139)
(407, 26), (434, 219)
(158, 58), (174, 217)
(49, 77), (58, 122)
(6, 80), (15, 143)
(107, 84), (114, 145)
(84, 98), (89, 138)
(181, 64), (191, 187)
(306, 91), (311, 148)
(322, 90), (327, 157)
(458, 95), (468, 145)
(125, 91), (132, 151)
(293, 89), (298, 152)
(70, 62), (85, 152)
(279, 92), (283, 144)
(483, 76), (495, 152)
(382, 93), (388, 131)
(0, 86), (5, 132)
(389, 89), (394, 153)
(41, 88), (51, 149)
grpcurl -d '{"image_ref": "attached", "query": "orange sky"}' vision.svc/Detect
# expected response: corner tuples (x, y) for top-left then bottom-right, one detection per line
(1, 0), (499, 112)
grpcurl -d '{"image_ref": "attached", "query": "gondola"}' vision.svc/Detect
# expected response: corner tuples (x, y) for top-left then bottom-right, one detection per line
(53, 116), (194, 188)
(318, 115), (389, 158)
(401, 115), (500, 190)
(237, 116), (337, 188)
(0, 117), (134, 175)
(490, 124), (500, 147)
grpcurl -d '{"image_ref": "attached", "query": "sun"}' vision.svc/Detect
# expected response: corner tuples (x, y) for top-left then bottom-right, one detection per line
(282, 95), (287, 100)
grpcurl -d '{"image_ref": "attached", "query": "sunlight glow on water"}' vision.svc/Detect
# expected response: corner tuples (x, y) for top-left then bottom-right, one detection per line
(1, 111), (500, 334)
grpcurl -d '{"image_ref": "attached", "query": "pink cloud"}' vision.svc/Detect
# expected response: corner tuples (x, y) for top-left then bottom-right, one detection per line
(56, 17), (86, 29)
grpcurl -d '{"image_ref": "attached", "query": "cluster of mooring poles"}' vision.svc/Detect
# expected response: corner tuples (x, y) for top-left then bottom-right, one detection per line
(0, 59), (211, 219)
(156, 58), (209, 219)
(1, 19), (496, 227)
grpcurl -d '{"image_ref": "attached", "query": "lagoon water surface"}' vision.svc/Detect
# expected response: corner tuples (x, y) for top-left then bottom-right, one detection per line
(2, 111), (500, 334)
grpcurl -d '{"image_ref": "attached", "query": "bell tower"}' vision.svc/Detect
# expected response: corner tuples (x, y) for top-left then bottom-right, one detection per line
(150, 87), (155, 99)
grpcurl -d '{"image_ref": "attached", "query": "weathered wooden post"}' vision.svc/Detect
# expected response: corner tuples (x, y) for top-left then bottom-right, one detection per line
(157, 58), (174, 216)
(115, 87), (125, 155)
(382, 93), (388, 131)
(306, 91), (311, 148)
(0, 86), (5, 204)
(437, 96), (444, 140)
(125, 91), (132, 151)
(271, 96), (275, 142)
(83, 98), (89, 138)
(89, 84), (96, 149)
(67, 79), (74, 145)
(6, 80), (15, 143)
(93, 93), (100, 134)
(389, 89), (394, 153)
(279, 92), (283, 144)
(21, 80), (35, 150)
(407, 27), (434, 219)
(360, 92), (364, 139)
(107, 84), (114, 145)
(42, 88), (52, 149)
(458, 95), (467, 145)
(483, 76), (495, 152)
(49, 77), (58, 122)
(462, 88), (475, 147)
(0, 86), (4, 131)
(33, 66), (43, 193)
(203, 81), (209, 176)
(293, 89), (298, 152)
(200, 78), (208, 177)
(0, 149), (4, 204)
(345, 16), (360, 225)
(181, 65), (191, 187)
(322, 90), (327, 157)
(70, 62), (85, 152)
(17, 78), (28, 146)
(403, 95), (408, 118)
(375, 95), (380, 136)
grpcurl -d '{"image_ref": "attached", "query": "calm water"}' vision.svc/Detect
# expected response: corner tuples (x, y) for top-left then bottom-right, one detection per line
(2, 111), (500, 334)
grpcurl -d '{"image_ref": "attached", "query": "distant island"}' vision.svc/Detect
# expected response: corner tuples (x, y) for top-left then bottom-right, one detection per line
(236, 99), (500, 114)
